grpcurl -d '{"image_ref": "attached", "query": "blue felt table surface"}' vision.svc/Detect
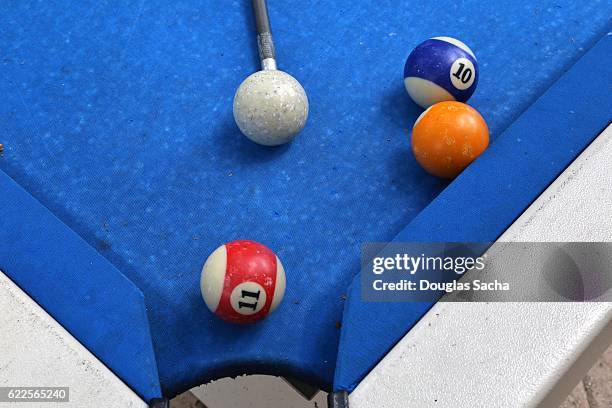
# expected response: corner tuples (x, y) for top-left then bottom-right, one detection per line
(0, 170), (162, 399)
(0, 0), (610, 398)
(336, 33), (612, 392)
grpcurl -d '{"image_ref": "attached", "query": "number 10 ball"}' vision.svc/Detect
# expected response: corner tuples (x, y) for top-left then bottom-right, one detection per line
(404, 37), (479, 108)
(200, 240), (286, 324)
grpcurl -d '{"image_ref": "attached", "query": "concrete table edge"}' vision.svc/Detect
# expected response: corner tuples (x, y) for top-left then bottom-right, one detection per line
(349, 125), (612, 408)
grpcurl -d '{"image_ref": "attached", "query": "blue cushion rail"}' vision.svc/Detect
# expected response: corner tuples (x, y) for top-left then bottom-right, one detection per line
(0, 0), (610, 399)
(0, 171), (161, 401)
(334, 33), (612, 392)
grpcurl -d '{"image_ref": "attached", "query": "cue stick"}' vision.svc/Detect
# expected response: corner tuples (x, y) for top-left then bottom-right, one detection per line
(252, 0), (277, 70)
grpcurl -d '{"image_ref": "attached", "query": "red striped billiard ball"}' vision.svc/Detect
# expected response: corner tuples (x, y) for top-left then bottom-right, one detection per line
(200, 240), (286, 324)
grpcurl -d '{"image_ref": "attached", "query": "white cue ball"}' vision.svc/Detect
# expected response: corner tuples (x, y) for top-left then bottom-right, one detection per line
(233, 70), (309, 146)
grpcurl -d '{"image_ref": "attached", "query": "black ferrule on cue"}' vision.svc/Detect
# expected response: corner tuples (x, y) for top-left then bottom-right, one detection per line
(328, 391), (350, 408)
(253, 0), (276, 69)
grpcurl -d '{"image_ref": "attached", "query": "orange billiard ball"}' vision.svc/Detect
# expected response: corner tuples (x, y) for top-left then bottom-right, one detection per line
(411, 101), (489, 178)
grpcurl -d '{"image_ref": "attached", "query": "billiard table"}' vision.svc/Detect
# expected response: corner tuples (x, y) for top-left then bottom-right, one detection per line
(0, 1), (610, 406)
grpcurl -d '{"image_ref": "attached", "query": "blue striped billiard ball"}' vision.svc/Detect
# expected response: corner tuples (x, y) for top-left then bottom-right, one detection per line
(404, 37), (478, 108)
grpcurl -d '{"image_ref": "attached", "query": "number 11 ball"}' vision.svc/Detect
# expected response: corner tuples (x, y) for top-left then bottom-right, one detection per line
(404, 37), (479, 108)
(200, 240), (286, 324)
